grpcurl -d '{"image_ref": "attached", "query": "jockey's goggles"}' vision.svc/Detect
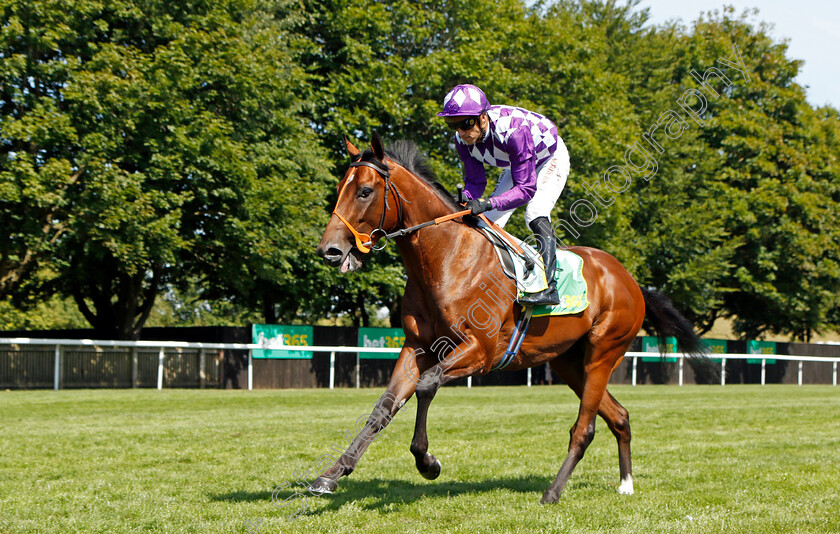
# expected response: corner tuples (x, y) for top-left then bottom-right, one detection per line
(444, 116), (479, 131)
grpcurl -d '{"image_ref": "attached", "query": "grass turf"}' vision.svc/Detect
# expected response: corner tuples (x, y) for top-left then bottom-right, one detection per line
(1, 385), (838, 533)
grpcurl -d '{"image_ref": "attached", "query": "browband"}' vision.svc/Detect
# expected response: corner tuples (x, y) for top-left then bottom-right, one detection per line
(349, 159), (391, 178)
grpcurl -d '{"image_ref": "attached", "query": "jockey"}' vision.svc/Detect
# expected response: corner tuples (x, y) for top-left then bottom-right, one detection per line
(438, 83), (570, 306)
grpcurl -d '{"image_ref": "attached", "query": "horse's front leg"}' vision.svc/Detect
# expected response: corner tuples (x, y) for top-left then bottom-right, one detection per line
(410, 367), (444, 480)
(409, 339), (486, 481)
(308, 345), (420, 494)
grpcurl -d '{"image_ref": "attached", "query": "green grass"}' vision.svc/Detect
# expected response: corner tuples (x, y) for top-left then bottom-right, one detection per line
(2, 385), (839, 533)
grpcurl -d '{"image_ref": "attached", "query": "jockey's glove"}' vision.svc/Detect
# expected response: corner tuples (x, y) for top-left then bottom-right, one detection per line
(466, 198), (493, 215)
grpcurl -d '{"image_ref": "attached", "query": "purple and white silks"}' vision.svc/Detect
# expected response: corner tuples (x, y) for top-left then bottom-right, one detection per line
(455, 105), (560, 212)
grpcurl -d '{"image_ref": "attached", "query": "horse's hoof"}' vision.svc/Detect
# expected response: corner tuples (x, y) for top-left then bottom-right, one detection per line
(420, 457), (441, 480)
(307, 476), (338, 495)
(540, 489), (560, 504)
(617, 475), (634, 495)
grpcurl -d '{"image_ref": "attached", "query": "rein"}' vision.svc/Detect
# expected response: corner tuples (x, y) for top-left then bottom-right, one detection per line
(332, 157), (471, 253)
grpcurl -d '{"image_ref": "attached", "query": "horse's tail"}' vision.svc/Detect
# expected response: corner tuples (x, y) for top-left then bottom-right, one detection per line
(641, 288), (705, 356)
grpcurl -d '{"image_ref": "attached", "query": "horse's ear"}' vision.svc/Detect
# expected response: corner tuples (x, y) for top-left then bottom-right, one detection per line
(344, 136), (360, 157)
(371, 131), (385, 161)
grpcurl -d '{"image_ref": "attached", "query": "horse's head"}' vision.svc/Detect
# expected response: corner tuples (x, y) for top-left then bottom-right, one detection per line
(316, 133), (400, 272)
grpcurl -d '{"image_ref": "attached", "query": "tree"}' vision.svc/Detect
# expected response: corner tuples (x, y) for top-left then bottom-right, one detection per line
(5, 0), (837, 340)
(0, 0), (84, 304)
(666, 8), (840, 340)
(577, 5), (840, 340)
(1, 0), (333, 338)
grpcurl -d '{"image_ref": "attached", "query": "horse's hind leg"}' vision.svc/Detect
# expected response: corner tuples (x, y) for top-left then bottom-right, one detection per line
(542, 343), (631, 503)
(550, 354), (634, 495)
(602, 390), (633, 494)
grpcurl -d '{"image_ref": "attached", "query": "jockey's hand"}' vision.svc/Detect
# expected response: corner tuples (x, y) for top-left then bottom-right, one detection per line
(465, 198), (493, 215)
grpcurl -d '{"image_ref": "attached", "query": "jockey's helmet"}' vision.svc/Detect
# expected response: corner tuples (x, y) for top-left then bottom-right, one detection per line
(437, 84), (488, 117)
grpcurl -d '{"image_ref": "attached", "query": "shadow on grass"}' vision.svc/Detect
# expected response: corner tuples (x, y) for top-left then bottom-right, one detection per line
(210, 475), (550, 514)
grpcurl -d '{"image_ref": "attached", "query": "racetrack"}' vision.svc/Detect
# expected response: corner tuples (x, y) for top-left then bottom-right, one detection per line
(2, 385), (838, 533)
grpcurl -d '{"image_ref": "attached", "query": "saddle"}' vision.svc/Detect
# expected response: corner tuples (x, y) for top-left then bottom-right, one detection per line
(476, 216), (590, 372)
(475, 215), (549, 297)
(475, 215), (589, 316)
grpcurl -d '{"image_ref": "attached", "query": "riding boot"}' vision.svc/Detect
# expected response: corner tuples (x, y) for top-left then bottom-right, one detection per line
(519, 217), (560, 306)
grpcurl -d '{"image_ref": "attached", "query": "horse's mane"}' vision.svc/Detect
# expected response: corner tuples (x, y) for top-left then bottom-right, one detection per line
(358, 139), (459, 211)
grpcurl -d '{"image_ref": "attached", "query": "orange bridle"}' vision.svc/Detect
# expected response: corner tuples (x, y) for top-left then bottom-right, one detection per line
(332, 156), (473, 253)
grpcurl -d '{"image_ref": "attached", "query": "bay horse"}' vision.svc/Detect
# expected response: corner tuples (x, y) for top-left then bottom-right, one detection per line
(313, 133), (702, 503)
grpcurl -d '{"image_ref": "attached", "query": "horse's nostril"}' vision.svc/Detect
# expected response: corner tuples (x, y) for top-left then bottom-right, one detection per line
(317, 246), (345, 266)
(316, 244), (339, 258)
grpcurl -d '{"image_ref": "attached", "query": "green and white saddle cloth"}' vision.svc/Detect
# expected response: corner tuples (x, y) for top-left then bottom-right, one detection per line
(532, 250), (590, 317)
(478, 220), (589, 316)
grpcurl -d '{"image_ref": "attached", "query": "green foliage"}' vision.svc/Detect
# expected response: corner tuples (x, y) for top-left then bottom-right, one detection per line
(658, 8), (840, 340)
(2, 0), (839, 340)
(1, 0), (333, 337)
(143, 284), (264, 328)
(0, 294), (88, 330)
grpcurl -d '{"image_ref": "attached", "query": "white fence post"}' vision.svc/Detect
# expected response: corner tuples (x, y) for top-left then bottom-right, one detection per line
(467, 376), (472, 388)
(247, 350), (253, 391)
(355, 353), (360, 389)
(834, 361), (838, 387)
(678, 356), (684, 387)
(798, 361), (803, 386)
(632, 356), (637, 386)
(329, 351), (335, 390)
(721, 358), (727, 386)
(54, 345), (61, 391)
(131, 348), (139, 388)
(527, 367), (532, 387)
(199, 349), (205, 389)
(761, 358), (766, 386)
(157, 348), (165, 390)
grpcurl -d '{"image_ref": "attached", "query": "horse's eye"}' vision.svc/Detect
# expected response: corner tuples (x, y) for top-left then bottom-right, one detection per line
(358, 187), (374, 199)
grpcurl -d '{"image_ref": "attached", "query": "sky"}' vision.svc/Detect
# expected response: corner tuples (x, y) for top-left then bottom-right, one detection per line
(638, 0), (839, 109)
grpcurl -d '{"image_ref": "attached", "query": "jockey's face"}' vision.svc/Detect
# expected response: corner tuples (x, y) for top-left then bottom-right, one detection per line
(448, 113), (487, 145)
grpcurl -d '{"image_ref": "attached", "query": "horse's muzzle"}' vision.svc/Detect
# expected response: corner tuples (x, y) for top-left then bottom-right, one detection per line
(316, 242), (363, 273)
(316, 243), (345, 267)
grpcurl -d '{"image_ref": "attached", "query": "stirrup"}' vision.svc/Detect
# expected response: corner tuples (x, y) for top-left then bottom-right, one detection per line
(493, 306), (534, 371)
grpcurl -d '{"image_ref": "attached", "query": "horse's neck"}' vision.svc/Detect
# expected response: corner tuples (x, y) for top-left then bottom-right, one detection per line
(391, 170), (486, 284)
(393, 172), (454, 230)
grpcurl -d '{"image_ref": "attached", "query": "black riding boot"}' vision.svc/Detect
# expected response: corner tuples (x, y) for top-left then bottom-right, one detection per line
(519, 217), (560, 306)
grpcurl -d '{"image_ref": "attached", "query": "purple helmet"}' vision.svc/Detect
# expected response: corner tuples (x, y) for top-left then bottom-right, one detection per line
(437, 84), (488, 117)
